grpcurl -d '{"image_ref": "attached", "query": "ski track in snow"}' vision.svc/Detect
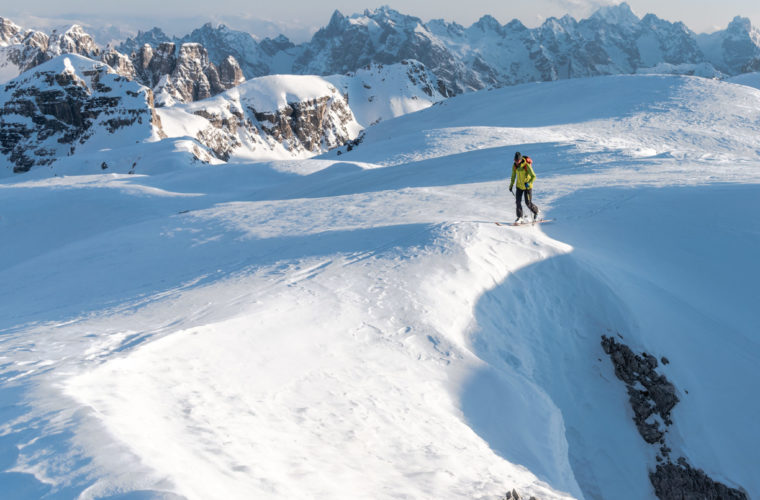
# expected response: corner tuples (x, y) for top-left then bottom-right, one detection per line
(1, 74), (760, 499)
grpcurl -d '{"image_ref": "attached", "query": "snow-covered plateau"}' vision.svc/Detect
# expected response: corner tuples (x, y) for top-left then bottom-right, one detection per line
(1, 72), (759, 500)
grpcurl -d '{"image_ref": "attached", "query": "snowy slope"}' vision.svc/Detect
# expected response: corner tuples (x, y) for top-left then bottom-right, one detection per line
(1, 74), (759, 500)
(325, 60), (445, 127)
(727, 71), (760, 90)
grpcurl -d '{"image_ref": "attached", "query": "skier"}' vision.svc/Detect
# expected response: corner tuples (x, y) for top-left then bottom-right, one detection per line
(509, 151), (540, 223)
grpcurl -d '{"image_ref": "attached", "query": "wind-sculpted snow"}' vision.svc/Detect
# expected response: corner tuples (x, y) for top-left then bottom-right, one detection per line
(1, 74), (759, 499)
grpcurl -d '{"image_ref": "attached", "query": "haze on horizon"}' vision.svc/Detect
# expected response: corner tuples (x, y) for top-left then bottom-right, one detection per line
(2, 0), (759, 43)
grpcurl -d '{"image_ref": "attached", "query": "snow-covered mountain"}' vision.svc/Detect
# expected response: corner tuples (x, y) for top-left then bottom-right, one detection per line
(1, 71), (759, 500)
(152, 60), (443, 161)
(160, 74), (361, 161)
(297, 4), (722, 91)
(0, 54), (164, 173)
(128, 41), (245, 105)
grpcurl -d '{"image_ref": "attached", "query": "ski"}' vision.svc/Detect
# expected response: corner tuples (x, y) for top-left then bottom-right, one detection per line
(495, 219), (554, 227)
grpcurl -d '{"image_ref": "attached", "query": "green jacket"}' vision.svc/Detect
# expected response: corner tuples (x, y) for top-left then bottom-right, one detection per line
(510, 158), (537, 190)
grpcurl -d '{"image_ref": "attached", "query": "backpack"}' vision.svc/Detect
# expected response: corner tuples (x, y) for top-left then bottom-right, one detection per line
(515, 156), (532, 171)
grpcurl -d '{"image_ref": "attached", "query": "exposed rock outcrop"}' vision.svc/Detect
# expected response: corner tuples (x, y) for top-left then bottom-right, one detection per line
(100, 48), (136, 80)
(501, 488), (538, 500)
(650, 458), (747, 500)
(45, 25), (100, 59)
(253, 94), (354, 152)
(601, 335), (678, 445)
(601, 335), (747, 500)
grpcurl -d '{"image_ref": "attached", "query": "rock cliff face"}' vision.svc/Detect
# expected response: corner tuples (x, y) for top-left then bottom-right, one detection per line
(124, 41), (245, 105)
(100, 48), (136, 80)
(0, 55), (163, 173)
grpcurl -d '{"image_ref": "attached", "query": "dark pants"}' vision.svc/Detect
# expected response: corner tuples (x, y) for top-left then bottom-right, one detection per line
(515, 187), (539, 219)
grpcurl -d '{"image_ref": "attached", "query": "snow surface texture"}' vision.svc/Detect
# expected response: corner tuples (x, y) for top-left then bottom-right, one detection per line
(1, 74), (759, 499)
(728, 71), (760, 90)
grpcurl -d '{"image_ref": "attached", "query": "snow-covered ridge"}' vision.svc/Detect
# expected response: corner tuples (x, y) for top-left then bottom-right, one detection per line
(727, 71), (760, 89)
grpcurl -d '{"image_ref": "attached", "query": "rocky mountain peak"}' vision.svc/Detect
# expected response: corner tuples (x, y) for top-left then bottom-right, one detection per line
(504, 19), (529, 32)
(259, 34), (294, 57)
(363, 6), (424, 31)
(47, 25), (100, 59)
(472, 15), (503, 34)
(591, 2), (640, 26)
(100, 48), (136, 80)
(117, 27), (171, 56)
(325, 10), (347, 34)
(219, 55), (245, 87)
(0, 17), (22, 45)
(727, 16), (753, 34)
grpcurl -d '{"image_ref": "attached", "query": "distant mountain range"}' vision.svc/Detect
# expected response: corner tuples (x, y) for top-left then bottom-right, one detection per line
(115, 3), (760, 92)
(3, 4), (760, 100)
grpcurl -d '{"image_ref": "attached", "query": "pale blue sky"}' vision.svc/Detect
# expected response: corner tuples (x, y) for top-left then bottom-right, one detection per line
(4, 0), (759, 42)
